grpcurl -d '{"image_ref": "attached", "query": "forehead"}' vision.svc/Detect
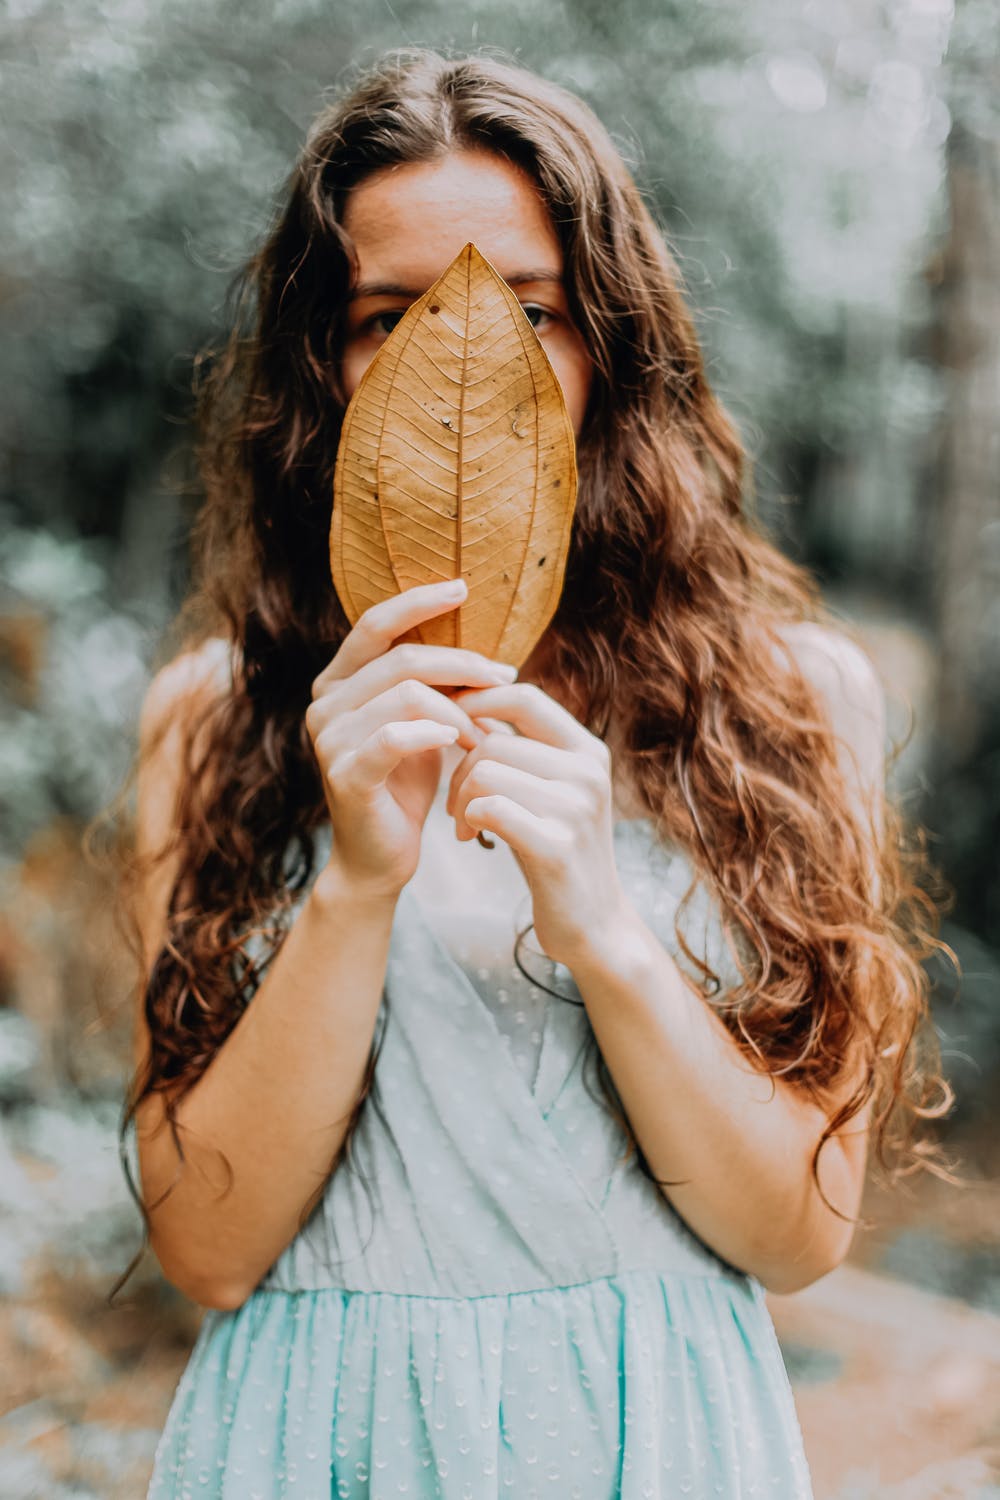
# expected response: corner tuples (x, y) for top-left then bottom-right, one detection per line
(341, 149), (563, 284)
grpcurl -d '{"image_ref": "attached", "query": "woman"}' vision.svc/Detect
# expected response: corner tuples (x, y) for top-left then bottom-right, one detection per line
(110, 46), (955, 1499)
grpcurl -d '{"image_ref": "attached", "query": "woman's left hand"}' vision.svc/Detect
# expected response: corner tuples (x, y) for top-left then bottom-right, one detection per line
(446, 682), (631, 967)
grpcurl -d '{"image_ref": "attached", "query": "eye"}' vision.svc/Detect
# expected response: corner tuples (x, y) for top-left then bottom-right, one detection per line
(520, 303), (554, 331)
(366, 309), (406, 337)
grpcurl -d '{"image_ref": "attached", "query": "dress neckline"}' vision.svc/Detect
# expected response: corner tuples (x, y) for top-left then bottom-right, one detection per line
(394, 877), (592, 1125)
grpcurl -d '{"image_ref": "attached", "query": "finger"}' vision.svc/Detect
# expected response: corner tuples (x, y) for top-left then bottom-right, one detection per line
(450, 683), (605, 759)
(446, 734), (585, 818)
(340, 679), (492, 759)
(317, 578), (490, 691)
(462, 793), (572, 861)
(452, 760), (587, 833)
(313, 644), (518, 723)
(334, 719), (460, 801)
(308, 651), (517, 748)
(352, 644), (518, 704)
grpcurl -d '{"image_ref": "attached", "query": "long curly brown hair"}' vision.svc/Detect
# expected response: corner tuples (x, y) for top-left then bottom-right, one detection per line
(100, 46), (960, 1305)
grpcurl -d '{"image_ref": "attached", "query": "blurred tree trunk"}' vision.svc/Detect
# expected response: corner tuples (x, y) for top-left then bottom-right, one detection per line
(930, 118), (1000, 768)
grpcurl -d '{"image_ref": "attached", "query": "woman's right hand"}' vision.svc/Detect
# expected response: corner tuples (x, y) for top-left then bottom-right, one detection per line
(305, 577), (519, 899)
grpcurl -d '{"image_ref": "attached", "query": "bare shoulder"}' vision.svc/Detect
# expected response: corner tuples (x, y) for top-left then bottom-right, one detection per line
(138, 636), (235, 752)
(770, 618), (883, 725)
(770, 618), (887, 805)
(135, 635), (236, 881)
(770, 619), (882, 705)
(132, 637), (236, 1013)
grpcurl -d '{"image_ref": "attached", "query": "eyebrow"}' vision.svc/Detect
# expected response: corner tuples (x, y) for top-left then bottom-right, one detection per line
(349, 268), (564, 300)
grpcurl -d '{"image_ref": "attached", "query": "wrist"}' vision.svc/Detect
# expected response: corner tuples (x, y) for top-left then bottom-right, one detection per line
(567, 897), (655, 989)
(309, 856), (402, 919)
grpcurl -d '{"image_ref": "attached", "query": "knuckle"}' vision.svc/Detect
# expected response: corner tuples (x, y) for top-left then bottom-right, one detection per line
(309, 681), (339, 719)
(396, 677), (426, 712)
(580, 758), (610, 798)
(465, 761), (492, 795)
(357, 605), (387, 642)
(571, 784), (596, 819)
(390, 642), (420, 674)
(314, 724), (340, 761)
(330, 746), (358, 787)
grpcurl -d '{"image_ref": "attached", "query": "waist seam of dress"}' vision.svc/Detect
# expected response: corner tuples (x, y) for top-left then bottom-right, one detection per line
(251, 1261), (759, 1305)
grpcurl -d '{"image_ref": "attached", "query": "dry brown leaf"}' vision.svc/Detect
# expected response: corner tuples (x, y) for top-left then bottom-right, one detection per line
(330, 241), (578, 667)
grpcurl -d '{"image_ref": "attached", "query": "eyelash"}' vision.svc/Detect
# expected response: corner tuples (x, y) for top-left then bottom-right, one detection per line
(362, 302), (555, 337)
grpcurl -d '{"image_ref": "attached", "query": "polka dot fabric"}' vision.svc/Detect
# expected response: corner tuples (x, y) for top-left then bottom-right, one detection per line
(145, 820), (815, 1498)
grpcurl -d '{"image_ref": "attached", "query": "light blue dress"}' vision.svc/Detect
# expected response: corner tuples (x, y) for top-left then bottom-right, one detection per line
(144, 812), (815, 1499)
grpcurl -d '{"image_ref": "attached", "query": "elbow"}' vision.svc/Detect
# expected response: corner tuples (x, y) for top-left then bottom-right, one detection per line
(755, 1224), (854, 1297)
(757, 1258), (835, 1297)
(199, 1280), (253, 1312)
(168, 1267), (252, 1312)
(150, 1239), (252, 1312)
(754, 1142), (864, 1295)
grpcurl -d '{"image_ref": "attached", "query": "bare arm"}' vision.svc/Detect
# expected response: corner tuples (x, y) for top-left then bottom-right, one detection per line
(566, 628), (886, 1294)
(132, 648), (400, 1311)
(569, 916), (872, 1294)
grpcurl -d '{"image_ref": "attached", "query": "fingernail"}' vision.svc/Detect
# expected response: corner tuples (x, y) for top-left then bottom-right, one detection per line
(492, 662), (518, 680)
(442, 577), (467, 595)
